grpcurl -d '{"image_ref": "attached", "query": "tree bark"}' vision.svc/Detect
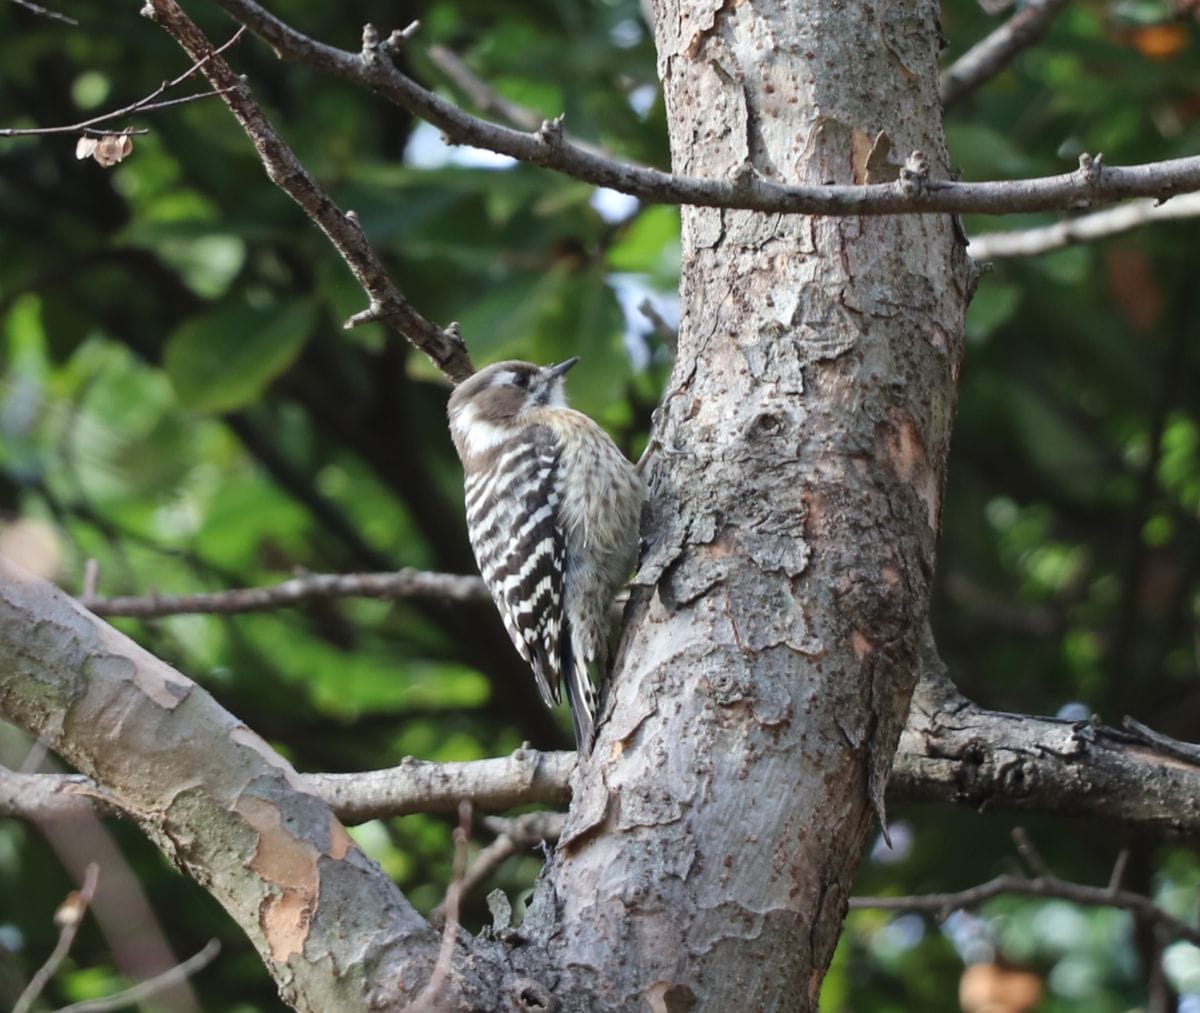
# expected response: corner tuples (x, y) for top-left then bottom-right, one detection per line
(524, 2), (971, 1009)
(0, 562), (468, 1012)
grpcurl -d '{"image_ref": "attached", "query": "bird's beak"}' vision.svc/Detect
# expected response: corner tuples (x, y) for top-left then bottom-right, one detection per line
(546, 356), (580, 379)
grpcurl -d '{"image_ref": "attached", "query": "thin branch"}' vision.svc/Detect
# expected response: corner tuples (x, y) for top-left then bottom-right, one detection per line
(438, 835), (517, 920)
(417, 802), (471, 1006)
(1122, 715), (1200, 765)
(481, 811), (566, 844)
(638, 299), (678, 350)
(80, 568), (489, 618)
(850, 872), (1200, 947)
(427, 44), (610, 160)
(143, 0), (473, 381)
(1109, 848), (1131, 893)
(429, 812), (567, 925)
(82, 559), (99, 599)
(1010, 826), (1052, 879)
(970, 192), (1200, 259)
(941, 0), (1069, 110)
(0, 26), (246, 138)
(208, 0), (1200, 216)
(8, 0), (78, 26)
(13, 864), (100, 1013)
(53, 939), (221, 1013)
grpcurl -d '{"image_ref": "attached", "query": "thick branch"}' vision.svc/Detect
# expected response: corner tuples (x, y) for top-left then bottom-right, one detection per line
(0, 560), (512, 1011)
(204, 0), (1200, 216)
(143, 0), (473, 381)
(970, 193), (1200, 259)
(941, 0), (1069, 110)
(82, 568), (489, 618)
(306, 751), (574, 824)
(890, 667), (1200, 836)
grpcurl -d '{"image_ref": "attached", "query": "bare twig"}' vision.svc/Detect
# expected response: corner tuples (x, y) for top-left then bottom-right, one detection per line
(437, 836), (518, 922)
(142, 0), (473, 381)
(850, 872), (1200, 947)
(427, 45), (542, 132)
(1109, 847), (1131, 893)
(80, 568), (489, 618)
(53, 939), (221, 1013)
(427, 44), (609, 160)
(208, 0), (1200, 216)
(941, 0), (1070, 109)
(418, 802), (472, 1005)
(970, 193), (1200, 259)
(430, 812), (567, 924)
(8, 0), (78, 26)
(638, 299), (678, 350)
(1122, 715), (1200, 765)
(480, 811), (566, 844)
(1010, 827), (1052, 879)
(82, 558), (99, 599)
(0, 26), (246, 138)
(13, 864), (101, 1013)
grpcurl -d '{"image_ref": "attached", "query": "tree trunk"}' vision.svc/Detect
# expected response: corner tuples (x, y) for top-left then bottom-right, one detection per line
(525, 2), (972, 1008)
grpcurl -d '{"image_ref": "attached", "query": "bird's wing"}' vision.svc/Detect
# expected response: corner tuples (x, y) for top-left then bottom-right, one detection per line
(464, 425), (565, 710)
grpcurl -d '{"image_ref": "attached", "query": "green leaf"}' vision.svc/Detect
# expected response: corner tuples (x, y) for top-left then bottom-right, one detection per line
(965, 282), (1020, 345)
(607, 205), (681, 281)
(164, 297), (316, 414)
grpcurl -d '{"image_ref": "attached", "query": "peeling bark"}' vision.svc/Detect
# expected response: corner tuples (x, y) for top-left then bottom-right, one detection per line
(0, 562), (508, 1012)
(892, 641), (1200, 835)
(523, 3), (971, 1009)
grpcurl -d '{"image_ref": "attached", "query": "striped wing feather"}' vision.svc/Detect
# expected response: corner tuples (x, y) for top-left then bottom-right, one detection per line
(464, 427), (565, 710)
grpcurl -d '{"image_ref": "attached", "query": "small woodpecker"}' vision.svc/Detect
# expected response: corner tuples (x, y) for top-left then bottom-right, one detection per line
(447, 358), (645, 753)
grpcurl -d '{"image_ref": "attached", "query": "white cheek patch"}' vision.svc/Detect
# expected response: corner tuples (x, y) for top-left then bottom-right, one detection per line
(453, 402), (511, 457)
(547, 380), (567, 408)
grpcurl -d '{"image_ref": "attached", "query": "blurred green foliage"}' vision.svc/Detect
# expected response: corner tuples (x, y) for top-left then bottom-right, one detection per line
(1, 0), (1200, 1009)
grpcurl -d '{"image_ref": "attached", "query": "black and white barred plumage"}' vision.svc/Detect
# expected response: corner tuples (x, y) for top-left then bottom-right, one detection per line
(447, 359), (645, 753)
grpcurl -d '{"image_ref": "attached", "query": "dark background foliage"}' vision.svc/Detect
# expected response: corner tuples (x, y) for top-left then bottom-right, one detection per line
(1, 0), (1199, 1008)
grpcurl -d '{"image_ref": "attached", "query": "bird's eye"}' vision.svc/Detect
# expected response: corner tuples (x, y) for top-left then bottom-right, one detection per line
(513, 372), (531, 389)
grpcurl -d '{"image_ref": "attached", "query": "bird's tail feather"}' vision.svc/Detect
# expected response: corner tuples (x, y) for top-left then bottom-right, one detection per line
(560, 619), (596, 754)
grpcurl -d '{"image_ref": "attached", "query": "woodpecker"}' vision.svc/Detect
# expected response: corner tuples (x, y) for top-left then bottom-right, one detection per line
(447, 358), (645, 753)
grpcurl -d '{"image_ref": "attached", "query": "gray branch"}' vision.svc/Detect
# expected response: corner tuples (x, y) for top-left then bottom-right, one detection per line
(0, 558), (515, 1011)
(0, 26), (245, 138)
(142, 0), (473, 382)
(81, 569), (489, 618)
(202, 0), (1200, 217)
(941, 0), (1070, 110)
(53, 939), (222, 1013)
(851, 872), (1200, 947)
(890, 663), (1200, 837)
(970, 192), (1200, 259)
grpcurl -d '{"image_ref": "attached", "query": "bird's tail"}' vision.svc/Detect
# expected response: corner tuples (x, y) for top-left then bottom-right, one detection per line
(560, 619), (597, 754)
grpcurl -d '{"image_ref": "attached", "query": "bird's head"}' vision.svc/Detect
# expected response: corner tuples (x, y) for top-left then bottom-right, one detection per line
(447, 357), (578, 461)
